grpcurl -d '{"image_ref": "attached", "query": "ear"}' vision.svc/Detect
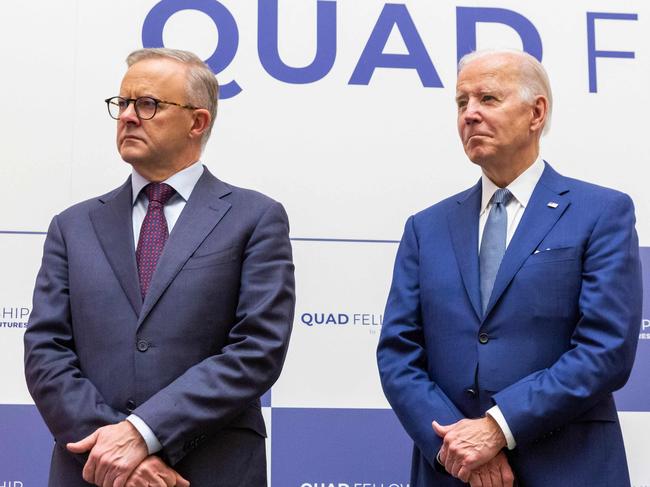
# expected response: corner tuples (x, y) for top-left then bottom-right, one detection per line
(189, 108), (212, 141)
(530, 95), (548, 133)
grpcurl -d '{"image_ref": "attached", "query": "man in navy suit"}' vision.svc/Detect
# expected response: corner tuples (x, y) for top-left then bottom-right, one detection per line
(377, 50), (642, 486)
(24, 48), (295, 486)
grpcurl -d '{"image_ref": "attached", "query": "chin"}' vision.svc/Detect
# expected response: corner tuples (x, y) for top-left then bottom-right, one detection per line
(466, 150), (484, 163)
(466, 146), (493, 164)
(119, 152), (143, 166)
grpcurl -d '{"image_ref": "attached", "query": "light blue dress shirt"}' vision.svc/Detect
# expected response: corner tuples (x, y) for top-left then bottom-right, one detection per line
(481, 156), (544, 450)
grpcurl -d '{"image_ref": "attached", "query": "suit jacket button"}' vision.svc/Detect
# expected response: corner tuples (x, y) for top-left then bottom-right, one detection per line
(137, 339), (149, 352)
(126, 399), (136, 412)
(478, 333), (489, 344)
(465, 388), (477, 397)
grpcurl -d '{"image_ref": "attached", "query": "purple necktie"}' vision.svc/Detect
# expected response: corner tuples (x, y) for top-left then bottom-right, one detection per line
(136, 183), (176, 298)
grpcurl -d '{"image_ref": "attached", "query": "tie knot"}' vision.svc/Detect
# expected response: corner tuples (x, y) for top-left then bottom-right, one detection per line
(144, 183), (175, 206)
(491, 188), (512, 206)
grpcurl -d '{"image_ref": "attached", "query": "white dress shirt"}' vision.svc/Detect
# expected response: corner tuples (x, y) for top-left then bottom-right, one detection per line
(126, 160), (205, 454)
(481, 156), (545, 450)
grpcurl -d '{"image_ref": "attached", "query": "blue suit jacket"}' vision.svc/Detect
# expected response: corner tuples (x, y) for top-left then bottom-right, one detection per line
(24, 168), (295, 486)
(377, 163), (642, 487)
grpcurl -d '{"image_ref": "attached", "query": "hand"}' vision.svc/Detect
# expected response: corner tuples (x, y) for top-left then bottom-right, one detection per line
(432, 416), (507, 482)
(125, 456), (190, 487)
(67, 421), (149, 487)
(469, 451), (515, 487)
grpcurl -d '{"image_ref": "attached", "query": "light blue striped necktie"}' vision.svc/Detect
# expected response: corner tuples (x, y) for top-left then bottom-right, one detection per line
(480, 188), (513, 314)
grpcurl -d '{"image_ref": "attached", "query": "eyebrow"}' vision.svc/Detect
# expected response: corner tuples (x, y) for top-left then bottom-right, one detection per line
(455, 88), (503, 102)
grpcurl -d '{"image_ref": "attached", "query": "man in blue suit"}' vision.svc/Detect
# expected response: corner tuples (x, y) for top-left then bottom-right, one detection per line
(24, 48), (295, 486)
(377, 50), (642, 486)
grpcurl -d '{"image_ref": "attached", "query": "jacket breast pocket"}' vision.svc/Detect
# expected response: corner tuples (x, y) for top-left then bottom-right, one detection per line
(182, 246), (240, 270)
(516, 246), (581, 319)
(521, 246), (577, 267)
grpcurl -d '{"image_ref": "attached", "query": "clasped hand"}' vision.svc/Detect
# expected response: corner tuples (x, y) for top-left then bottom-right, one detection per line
(433, 417), (514, 486)
(67, 421), (189, 487)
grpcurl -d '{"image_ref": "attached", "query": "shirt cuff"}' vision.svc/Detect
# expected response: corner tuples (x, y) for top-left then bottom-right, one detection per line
(126, 414), (163, 454)
(486, 405), (516, 450)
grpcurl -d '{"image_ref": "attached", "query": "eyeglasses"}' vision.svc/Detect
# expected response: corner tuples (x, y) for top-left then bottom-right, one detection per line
(104, 96), (199, 120)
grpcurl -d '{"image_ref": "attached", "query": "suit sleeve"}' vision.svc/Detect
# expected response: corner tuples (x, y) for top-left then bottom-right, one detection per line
(24, 216), (127, 452)
(133, 201), (295, 465)
(377, 215), (466, 468)
(493, 192), (643, 446)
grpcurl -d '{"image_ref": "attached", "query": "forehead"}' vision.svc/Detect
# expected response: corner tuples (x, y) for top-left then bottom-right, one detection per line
(456, 55), (521, 95)
(120, 58), (188, 98)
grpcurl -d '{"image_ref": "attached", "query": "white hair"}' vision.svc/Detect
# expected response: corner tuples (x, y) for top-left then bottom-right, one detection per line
(127, 48), (219, 147)
(458, 49), (553, 134)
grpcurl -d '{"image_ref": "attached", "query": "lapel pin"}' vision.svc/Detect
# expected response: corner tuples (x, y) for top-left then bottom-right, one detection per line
(547, 201), (559, 208)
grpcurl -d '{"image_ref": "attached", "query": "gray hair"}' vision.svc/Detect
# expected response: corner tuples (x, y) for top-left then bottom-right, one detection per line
(127, 48), (219, 146)
(458, 49), (553, 134)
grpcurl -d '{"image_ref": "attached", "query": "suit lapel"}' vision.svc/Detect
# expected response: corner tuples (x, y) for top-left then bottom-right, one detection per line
(483, 163), (571, 317)
(90, 179), (143, 316)
(448, 180), (483, 320)
(137, 169), (233, 327)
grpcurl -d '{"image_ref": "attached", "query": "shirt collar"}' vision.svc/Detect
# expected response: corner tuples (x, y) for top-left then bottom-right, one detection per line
(131, 160), (205, 205)
(480, 156), (545, 215)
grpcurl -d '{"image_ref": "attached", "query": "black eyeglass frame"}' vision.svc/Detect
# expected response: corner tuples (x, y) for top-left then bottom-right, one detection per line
(104, 96), (200, 120)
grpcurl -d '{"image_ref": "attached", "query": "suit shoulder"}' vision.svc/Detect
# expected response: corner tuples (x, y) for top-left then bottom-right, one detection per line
(220, 180), (284, 212)
(55, 185), (126, 221)
(548, 173), (634, 208)
(412, 184), (479, 222)
(216, 180), (291, 234)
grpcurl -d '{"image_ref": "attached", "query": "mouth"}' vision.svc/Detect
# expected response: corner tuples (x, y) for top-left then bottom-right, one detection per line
(467, 133), (490, 140)
(121, 135), (143, 144)
(465, 133), (490, 145)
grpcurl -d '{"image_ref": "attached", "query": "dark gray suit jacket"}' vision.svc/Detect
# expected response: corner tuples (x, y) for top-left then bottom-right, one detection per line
(24, 167), (295, 486)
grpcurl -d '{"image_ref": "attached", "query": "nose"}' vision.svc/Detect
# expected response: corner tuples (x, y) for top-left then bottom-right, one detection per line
(462, 99), (482, 125)
(118, 102), (140, 125)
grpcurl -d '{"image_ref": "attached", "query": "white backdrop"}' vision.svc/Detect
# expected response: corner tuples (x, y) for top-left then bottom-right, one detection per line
(0, 1), (648, 485)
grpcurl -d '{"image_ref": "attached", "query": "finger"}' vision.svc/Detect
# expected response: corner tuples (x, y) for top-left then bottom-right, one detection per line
(125, 475), (146, 487)
(101, 467), (116, 487)
(458, 465), (472, 483)
(125, 478), (147, 487)
(482, 470), (495, 487)
(499, 462), (515, 487)
(115, 467), (138, 487)
(469, 473), (484, 487)
(443, 454), (453, 475)
(67, 430), (99, 454)
(489, 463), (503, 487)
(175, 472), (190, 487)
(139, 461), (174, 487)
(102, 459), (130, 487)
(153, 475), (168, 487)
(113, 471), (131, 487)
(132, 471), (163, 487)
(449, 456), (463, 478)
(437, 446), (447, 466)
(81, 450), (98, 484)
(109, 457), (141, 487)
(126, 468), (152, 487)
(96, 458), (114, 487)
(157, 470), (175, 487)
(432, 420), (452, 437)
(445, 454), (458, 477)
